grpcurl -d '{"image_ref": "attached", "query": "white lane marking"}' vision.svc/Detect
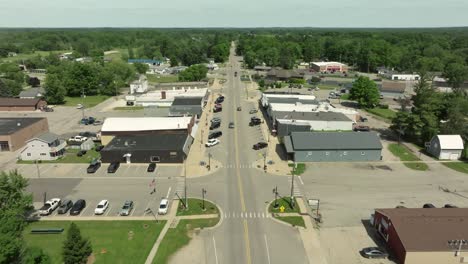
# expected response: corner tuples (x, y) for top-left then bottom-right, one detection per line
(241, 212), (243, 218)
(130, 204), (137, 216)
(298, 176), (304, 185)
(213, 236), (219, 264)
(79, 204), (89, 217)
(264, 234), (271, 264)
(105, 205), (112, 216)
(166, 187), (172, 199)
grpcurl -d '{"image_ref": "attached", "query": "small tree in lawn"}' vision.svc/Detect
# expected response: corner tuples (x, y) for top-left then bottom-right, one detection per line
(62, 223), (92, 264)
(349, 76), (380, 108)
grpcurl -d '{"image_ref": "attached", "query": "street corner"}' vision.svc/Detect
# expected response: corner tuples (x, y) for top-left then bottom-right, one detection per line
(185, 158), (223, 178)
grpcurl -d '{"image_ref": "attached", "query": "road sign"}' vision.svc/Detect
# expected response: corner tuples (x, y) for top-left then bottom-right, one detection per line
(279, 206), (285, 213)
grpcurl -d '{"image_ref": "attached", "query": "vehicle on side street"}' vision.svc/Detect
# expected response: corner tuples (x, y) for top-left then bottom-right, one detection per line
(210, 121), (221, 130)
(423, 203), (436, 208)
(158, 198), (169, 215)
(70, 199), (86, 215)
(253, 142), (268, 150)
(206, 138), (220, 147)
(147, 163), (157, 172)
(208, 131), (222, 139)
(119, 201), (134, 216)
(77, 150), (87, 157)
(57, 199), (73, 214)
(69, 135), (88, 142)
(353, 125), (370, 132)
(249, 109), (258, 114)
(107, 162), (120, 173)
(360, 247), (389, 259)
(249, 117), (262, 126)
(38, 198), (61, 216)
(211, 117), (221, 123)
(94, 200), (109, 215)
(229, 122), (235, 128)
(87, 159), (101, 173)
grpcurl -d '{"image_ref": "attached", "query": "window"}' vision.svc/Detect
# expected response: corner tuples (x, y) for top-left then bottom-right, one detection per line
(27, 153), (31, 156)
(343, 151), (348, 156)
(151, 156), (161, 162)
(361, 151), (365, 156)
(325, 152), (330, 156)
(40, 153), (46, 156)
(170, 152), (177, 156)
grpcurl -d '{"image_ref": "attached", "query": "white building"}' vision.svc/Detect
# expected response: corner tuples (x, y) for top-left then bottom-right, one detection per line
(130, 75), (149, 94)
(126, 87), (208, 107)
(385, 73), (420, 81)
(268, 102), (358, 122)
(311, 61), (348, 72)
(427, 135), (464, 160)
(261, 93), (317, 108)
(19, 132), (66, 161)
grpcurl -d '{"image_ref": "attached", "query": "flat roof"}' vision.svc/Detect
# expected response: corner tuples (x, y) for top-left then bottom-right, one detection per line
(275, 111), (352, 122)
(103, 134), (187, 151)
(289, 131), (382, 150)
(312, 61), (346, 66)
(376, 208), (468, 252)
(0, 118), (45, 135)
(101, 117), (192, 132)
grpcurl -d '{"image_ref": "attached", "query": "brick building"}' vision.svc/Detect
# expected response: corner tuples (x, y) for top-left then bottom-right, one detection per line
(0, 98), (47, 111)
(0, 118), (49, 151)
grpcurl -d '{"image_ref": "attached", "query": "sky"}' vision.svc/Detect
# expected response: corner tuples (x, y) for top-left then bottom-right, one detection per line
(0, 0), (467, 28)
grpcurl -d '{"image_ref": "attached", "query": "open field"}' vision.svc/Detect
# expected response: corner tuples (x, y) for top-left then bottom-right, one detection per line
(64, 95), (110, 108)
(0, 50), (71, 63)
(388, 143), (429, 171)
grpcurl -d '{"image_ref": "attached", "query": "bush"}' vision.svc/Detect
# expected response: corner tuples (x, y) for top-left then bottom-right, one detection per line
(378, 104), (389, 109)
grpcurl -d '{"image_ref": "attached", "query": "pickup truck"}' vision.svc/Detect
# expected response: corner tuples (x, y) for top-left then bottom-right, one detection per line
(69, 135), (88, 142)
(38, 198), (61, 216)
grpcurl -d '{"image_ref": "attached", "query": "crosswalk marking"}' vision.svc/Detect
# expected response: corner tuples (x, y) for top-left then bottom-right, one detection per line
(223, 211), (270, 219)
(220, 164), (256, 169)
(287, 176), (303, 197)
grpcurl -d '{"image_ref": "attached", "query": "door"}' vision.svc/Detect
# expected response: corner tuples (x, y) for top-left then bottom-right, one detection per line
(450, 153), (460, 160)
(0, 141), (10, 151)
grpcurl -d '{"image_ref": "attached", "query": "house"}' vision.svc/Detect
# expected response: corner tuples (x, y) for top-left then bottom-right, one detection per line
(169, 96), (204, 118)
(426, 135), (464, 160)
(19, 87), (45, 99)
(128, 59), (162, 66)
(379, 81), (406, 98)
(0, 98), (47, 111)
(372, 208), (468, 264)
(433, 77), (468, 92)
(311, 62), (348, 73)
(275, 112), (354, 137)
(100, 116), (195, 145)
(129, 75), (148, 94)
(19, 132), (66, 161)
(0, 118), (49, 151)
(100, 133), (192, 163)
(283, 132), (382, 162)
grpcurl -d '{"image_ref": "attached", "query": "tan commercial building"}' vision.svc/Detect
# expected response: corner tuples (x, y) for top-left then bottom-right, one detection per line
(0, 118), (49, 151)
(373, 208), (468, 264)
(311, 61), (348, 73)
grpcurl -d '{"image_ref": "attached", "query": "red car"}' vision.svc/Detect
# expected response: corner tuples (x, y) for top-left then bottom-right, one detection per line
(253, 142), (268, 150)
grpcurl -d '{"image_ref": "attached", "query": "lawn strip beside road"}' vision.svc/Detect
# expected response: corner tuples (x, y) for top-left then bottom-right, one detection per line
(289, 163), (306, 175)
(275, 216), (306, 228)
(365, 107), (397, 121)
(64, 95), (110, 108)
(442, 161), (468, 174)
(24, 220), (165, 264)
(152, 218), (220, 264)
(268, 197), (300, 214)
(176, 198), (219, 216)
(388, 143), (429, 171)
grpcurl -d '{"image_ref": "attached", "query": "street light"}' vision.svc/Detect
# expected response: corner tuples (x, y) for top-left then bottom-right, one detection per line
(272, 186), (279, 208)
(290, 162), (296, 209)
(202, 188), (207, 211)
(208, 152), (212, 171)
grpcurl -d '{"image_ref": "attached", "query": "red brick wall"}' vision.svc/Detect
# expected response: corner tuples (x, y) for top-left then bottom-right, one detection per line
(9, 118), (49, 151)
(374, 211), (407, 264)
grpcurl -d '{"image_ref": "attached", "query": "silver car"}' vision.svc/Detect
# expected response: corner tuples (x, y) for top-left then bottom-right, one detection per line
(119, 200), (134, 216)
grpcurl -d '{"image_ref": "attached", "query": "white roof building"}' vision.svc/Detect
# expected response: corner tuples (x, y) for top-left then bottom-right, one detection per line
(101, 117), (193, 133)
(127, 87), (208, 107)
(427, 134), (464, 160)
(268, 102), (358, 122)
(261, 93), (316, 107)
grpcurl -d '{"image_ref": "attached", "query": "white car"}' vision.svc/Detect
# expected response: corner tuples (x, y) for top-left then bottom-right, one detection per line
(158, 199), (169, 215)
(69, 135), (88, 142)
(94, 200), (109, 215)
(76, 104), (84, 109)
(205, 138), (220, 147)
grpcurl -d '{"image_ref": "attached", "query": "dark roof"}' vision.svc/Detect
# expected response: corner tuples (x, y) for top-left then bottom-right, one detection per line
(0, 98), (42, 107)
(380, 81), (406, 93)
(29, 132), (59, 143)
(267, 69), (303, 79)
(0, 118), (45, 135)
(172, 97), (203, 106)
(18, 87), (45, 98)
(288, 132), (382, 150)
(169, 105), (202, 117)
(275, 111), (351, 122)
(103, 134), (188, 151)
(376, 208), (468, 252)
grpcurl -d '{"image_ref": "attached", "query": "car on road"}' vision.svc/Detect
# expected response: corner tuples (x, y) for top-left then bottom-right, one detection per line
(77, 150), (87, 157)
(38, 198), (61, 216)
(147, 163), (157, 172)
(253, 142), (268, 150)
(208, 131), (222, 139)
(70, 199), (86, 215)
(57, 199), (73, 214)
(229, 122), (235, 128)
(360, 247), (389, 259)
(80, 117), (95, 125)
(234, 71), (237, 77)
(211, 117), (221, 123)
(107, 162), (120, 173)
(444, 204), (458, 208)
(87, 159), (101, 173)
(206, 138), (220, 147)
(76, 104), (84, 109)
(423, 203), (436, 208)
(158, 199), (169, 215)
(249, 109), (258, 114)
(354, 125), (370, 132)
(249, 117), (262, 126)
(119, 200), (134, 216)
(210, 121), (221, 130)
(237, 106), (242, 111)
(213, 106), (222, 113)
(215, 97), (224, 103)
(94, 200), (109, 215)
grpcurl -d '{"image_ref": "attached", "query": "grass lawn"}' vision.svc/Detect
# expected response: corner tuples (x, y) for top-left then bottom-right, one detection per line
(288, 163), (306, 175)
(113, 106), (144, 111)
(147, 74), (179, 83)
(64, 95), (110, 108)
(388, 143), (429, 171)
(365, 107), (397, 121)
(176, 198), (219, 216)
(340, 94), (351, 100)
(275, 216), (306, 228)
(18, 148), (100, 164)
(153, 218), (219, 264)
(0, 50), (71, 63)
(269, 197), (300, 213)
(24, 220), (166, 264)
(442, 162), (468, 174)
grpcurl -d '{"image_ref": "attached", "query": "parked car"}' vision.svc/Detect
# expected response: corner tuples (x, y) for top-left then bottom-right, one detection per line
(423, 203), (436, 208)
(206, 138), (220, 147)
(79, 131), (99, 141)
(213, 106), (222, 113)
(107, 162), (120, 173)
(208, 131), (222, 139)
(76, 104), (83, 109)
(38, 198), (61, 216)
(249, 109), (258, 114)
(77, 150), (87, 157)
(210, 121), (221, 130)
(249, 117), (262, 126)
(80, 117), (95, 125)
(147, 163), (156, 172)
(43, 107), (54, 112)
(360, 247), (389, 259)
(70, 199), (86, 215)
(87, 159), (101, 173)
(95, 145), (104, 152)
(119, 200), (134, 216)
(444, 204), (458, 208)
(229, 122), (235, 128)
(354, 125), (370, 132)
(93, 120), (103, 126)
(215, 97), (224, 103)
(69, 135), (88, 142)
(57, 199), (73, 214)
(94, 200), (109, 215)
(253, 142), (268, 150)
(237, 106), (242, 111)
(211, 117), (221, 123)
(158, 199), (169, 215)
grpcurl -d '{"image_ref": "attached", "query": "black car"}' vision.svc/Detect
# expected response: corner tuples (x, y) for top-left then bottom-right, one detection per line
(444, 204), (458, 208)
(210, 121), (221, 130)
(77, 150), (87, 157)
(253, 142), (268, 150)
(70, 199), (86, 215)
(95, 145), (104, 152)
(208, 131), (222, 139)
(211, 117), (221, 123)
(87, 160), (101, 173)
(57, 199), (73, 214)
(360, 247), (389, 259)
(107, 162), (120, 173)
(215, 97), (224, 103)
(79, 131), (97, 138)
(147, 163), (157, 172)
(249, 118), (261, 126)
(423, 203), (436, 208)
(213, 106), (222, 113)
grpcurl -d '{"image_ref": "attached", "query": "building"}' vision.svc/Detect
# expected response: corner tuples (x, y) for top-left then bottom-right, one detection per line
(127, 59), (162, 65)
(311, 62), (348, 73)
(379, 81), (406, 98)
(275, 112), (353, 137)
(283, 132), (382, 162)
(169, 96), (204, 118)
(372, 208), (468, 264)
(268, 102), (358, 122)
(426, 135), (464, 160)
(126, 87), (208, 107)
(384, 73), (420, 81)
(433, 77), (468, 93)
(19, 87), (45, 99)
(129, 75), (148, 94)
(254, 65), (272, 72)
(0, 118), (49, 151)
(260, 93), (317, 108)
(100, 116), (195, 145)
(19, 132), (66, 161)
(266, 69), (304, 81)
(0, 98), (47, 111)
(100, 133), (192, 163)
(297, 62), (310, 69)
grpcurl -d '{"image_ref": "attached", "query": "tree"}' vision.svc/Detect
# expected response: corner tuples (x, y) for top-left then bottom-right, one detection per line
(27, 76), (41, 87)
(44, 74), (66, 104)
(127, 47), (134, 59)
(258, 79), (265, 88)
(74, 39), (91, 57)
(349, 76), (380, 108)
(62, 223), (92, 264)
(169, 56), (178, 67)
(133, 63), (149, 75)
(444, 63), (468, 92)
(178, 64), (208, 82)
(23, 247), (51, 264)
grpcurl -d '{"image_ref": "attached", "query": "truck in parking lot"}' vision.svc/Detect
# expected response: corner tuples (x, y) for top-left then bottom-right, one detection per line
(38, 198), (61, 215)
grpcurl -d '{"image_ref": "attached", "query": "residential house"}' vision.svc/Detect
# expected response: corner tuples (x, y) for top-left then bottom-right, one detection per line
(130, 75), (148, 94)
(427, 134), (464, 160)
(0, 98), (47, 111)
(19, 87), (45, 99)
(19, 132), (66, 161)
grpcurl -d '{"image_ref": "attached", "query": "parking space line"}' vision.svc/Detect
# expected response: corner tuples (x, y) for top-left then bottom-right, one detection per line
(166, 187), (172, 199)
(298, 176), (304, 185)
(213, 236), (219, 264)
(105, 205), (112, 216)
(264, 234), (271, 264)
(130, 204), (137, 216)
(80, 205), (90, 216)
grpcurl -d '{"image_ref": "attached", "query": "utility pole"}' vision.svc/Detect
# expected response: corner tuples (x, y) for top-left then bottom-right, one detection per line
(263, 152), (267, 172)
(272, 186), (279, 208)
(208, 152), (212, 171)
(290, 162), (296, 208)
(202, 188), (207, 211)
(81, 87), (85, 119)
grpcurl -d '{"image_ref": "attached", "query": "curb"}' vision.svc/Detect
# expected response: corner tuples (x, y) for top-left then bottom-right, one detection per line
(175, 197), (223, 230)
